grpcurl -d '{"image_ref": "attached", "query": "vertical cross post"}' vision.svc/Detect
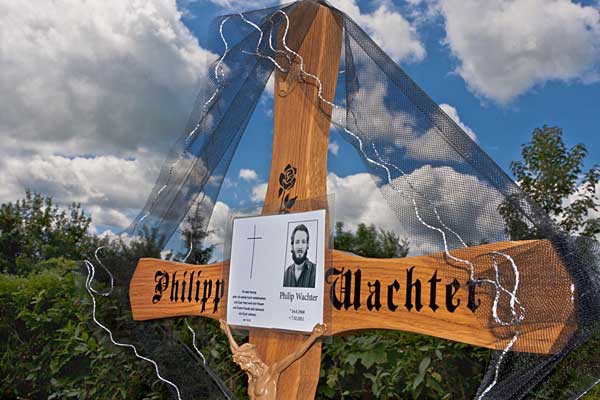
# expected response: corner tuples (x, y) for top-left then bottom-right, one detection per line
(249, 2), (343, 399)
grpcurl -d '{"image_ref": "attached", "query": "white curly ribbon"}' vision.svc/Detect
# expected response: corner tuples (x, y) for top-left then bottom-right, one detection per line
(84, 256), (183, 400)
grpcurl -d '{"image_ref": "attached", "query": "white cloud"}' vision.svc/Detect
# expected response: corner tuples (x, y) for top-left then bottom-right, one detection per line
(204, 200), (260, 248)
(439, 103), (477, 141)
(205, 201), (232, 246)
(0, 154), (159, 232)
(251, 182), (269, 202)
(327, 168), (506, 255)
(327, 172), (401, 234)
(88, 207), (132, 232)
(328, 0), (426, 63)
(212, 0), (425, 63)
(328, 141), (340, 156)
(265, 74), (275, 96)
(0, 0), (216, 236)
(438, 0), (600, 103)
(239, 168), (259, 181)
(204, 0), (275, 9)
(0, 0), (214, 156)
(345, 80), (470, 163)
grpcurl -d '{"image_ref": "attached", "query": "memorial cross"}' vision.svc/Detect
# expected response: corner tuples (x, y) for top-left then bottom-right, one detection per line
(128, 2), (576, 399)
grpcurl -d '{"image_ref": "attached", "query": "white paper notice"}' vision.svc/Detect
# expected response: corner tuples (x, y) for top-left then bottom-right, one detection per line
(226, 209), (326, 332)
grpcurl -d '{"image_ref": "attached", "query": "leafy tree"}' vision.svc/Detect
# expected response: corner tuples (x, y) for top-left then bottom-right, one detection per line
(499, 125), (600, 239)
(167, 205), (215, 264)
(499, 125), (600, 399)
(334, 222), (409, 258)
(0, 191), (95, 274)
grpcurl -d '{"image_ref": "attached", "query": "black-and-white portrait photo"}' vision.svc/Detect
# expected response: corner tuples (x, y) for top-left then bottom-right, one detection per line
(283, 222), (317, 288)
(227, 210), (325, 331)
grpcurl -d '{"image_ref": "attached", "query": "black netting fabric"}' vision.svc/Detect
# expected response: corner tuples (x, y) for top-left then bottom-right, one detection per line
(85, 1), (600, 399)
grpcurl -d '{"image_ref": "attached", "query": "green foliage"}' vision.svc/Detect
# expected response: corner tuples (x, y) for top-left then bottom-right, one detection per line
(318, 331), (489, 400)
(10, 188), (599, 399)
(0, 192), (222, 399)
(529, 327), (600, 400)
(96, 225), (166, 272)
(335, 222), (409, 258)
(165, 205), (215, 264)
(0, 258), (169, 399)
(499, 125), (600, 239)
(0, 191), (95, 274)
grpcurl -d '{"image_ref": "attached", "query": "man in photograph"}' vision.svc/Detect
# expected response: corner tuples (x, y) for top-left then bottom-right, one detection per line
(283, 224), (316, 288)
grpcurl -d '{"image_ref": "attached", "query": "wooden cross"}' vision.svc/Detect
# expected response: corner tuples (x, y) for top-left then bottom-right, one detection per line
(128, 2), (575, 399)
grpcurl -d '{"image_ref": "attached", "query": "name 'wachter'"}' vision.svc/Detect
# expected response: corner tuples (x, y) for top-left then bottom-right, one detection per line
(327, 266), (481, 313)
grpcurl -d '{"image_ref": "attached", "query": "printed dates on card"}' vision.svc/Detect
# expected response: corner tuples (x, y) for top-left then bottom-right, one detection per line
(226, 210), (326, 332)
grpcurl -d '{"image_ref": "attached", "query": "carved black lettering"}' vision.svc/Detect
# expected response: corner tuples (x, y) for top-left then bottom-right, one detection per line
(152, 270), (169, 304)
(187, 271), (194, 303)
(366, 280), (381, 311)
(213, 279), (224, 313)
(387, 280), (400, 311)
(201, 280), (212, 313)
(446, 278), (461, 312)
(428, 270), (441, 312)
(353, 269), (362, 310)
(467, 279), (481, 313)
(194, 272), (202, 303)
(326, 267), (361, 310)
(326, 268), (345, 310)
(181, 271), (188, 302)
(170, 271), (179, 302)
(405, 266), (423, 312)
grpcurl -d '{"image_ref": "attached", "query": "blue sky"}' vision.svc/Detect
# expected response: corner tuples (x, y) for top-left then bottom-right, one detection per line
(180, 0), (600, 172)
(1, 0), (599, 251)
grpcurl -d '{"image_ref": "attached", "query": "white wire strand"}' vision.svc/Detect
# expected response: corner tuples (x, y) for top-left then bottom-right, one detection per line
(84, 260), (183, 400)
(239, 12), (289, 73)
(477, 331), (520, 400)
(574, 378), (600, 400)
(185, 319), (207, 365)
(87, 246), (114, 296)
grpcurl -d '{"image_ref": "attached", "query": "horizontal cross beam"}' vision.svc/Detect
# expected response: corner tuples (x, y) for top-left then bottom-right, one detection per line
(129, 238), (574, 355)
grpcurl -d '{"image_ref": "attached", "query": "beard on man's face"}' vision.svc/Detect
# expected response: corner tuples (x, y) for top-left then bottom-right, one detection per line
(292, 248), (307, 265)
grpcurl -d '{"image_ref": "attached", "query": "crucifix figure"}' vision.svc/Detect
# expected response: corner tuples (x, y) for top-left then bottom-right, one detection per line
(219, 320), (326, 400)
(247, 224), (262, 279)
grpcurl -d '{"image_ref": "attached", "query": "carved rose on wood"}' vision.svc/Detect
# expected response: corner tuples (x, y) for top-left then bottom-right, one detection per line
(278, 164), (298, 213)
(279, 164), (297, 190)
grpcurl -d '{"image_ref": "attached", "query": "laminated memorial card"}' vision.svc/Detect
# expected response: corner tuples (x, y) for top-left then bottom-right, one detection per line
(226, 209), (326, 332)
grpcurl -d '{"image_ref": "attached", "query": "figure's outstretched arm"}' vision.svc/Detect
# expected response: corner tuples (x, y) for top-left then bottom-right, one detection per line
(219, 319), (240, 352)
(272, 323), (326, 374)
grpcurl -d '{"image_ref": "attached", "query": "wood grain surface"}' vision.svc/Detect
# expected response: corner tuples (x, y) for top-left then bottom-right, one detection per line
(130, 239), (575, 355)
(251, 2), (343, 398)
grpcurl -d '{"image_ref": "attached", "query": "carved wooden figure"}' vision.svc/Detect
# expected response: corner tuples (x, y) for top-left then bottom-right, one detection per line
(220, 320), (326, 400)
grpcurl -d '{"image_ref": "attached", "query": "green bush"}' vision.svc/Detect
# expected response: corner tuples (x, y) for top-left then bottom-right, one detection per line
(317, 324), (488, 400)
(0, 258), (168, 399)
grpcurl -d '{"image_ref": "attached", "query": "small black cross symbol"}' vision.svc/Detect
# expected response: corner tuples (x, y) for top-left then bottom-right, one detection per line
(247, 225), (263, 279)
